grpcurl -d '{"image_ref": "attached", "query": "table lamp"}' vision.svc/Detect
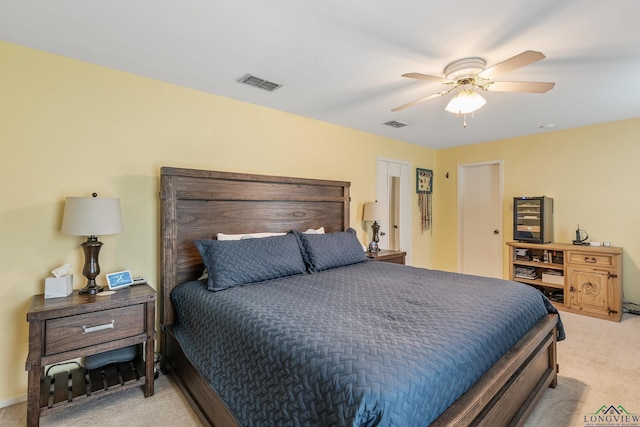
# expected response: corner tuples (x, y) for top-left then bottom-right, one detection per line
(362, 202), (386, 252)
(62, 193), (123, 294)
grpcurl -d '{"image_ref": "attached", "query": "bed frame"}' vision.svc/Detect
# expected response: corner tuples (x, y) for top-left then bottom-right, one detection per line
(159, 166), (558, 427)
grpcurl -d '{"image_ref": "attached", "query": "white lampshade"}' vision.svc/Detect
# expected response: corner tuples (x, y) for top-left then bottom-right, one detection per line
(362, 202), (387, 222)
(445, 89), (486, 114)
(62, 197), (123, 236)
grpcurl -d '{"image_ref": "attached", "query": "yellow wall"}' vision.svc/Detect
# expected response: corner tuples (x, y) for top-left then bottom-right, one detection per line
(0, 41), (436, 402)
(435, 120), (640, 303)
(2, 40), (639, 404)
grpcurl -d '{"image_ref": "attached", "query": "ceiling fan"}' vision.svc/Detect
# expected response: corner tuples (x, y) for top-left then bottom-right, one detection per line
(391, 50), (555, 115)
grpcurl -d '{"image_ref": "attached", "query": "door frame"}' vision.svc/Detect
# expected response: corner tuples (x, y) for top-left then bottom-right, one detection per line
(457, 160), (504, 275)
(377, 157), (412, 265)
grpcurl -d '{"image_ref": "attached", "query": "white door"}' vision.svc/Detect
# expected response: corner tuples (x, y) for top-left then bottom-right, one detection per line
(389, 177), (401, 250)
(458, 161), (503, 278)
(377, 158), (412, 265)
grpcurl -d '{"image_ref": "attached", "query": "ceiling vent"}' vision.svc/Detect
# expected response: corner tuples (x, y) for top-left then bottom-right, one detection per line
(239, 74), (282, 91)
(384, 120), (407, 128)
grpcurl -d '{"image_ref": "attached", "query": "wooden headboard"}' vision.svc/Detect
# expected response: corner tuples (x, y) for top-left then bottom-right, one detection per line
(159, 167), (351, 327)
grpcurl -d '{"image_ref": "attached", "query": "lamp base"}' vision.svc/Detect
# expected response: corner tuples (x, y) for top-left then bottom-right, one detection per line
(80, 237), (104, 295)
(369, 221), (380, 252)
(79, 284), (104, 295)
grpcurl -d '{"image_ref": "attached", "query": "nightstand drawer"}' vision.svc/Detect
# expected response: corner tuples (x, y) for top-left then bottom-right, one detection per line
(366, 249), (406, 265)
(381, 255), (405, 264)
(45, 305), (145, 355)
(567, 251), (615, 268)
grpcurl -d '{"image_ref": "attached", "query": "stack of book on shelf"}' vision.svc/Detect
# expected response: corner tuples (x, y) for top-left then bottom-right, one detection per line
(515, 266), (538, 280)
(515, 248), (531, 261)
(548, 290), (564, 303)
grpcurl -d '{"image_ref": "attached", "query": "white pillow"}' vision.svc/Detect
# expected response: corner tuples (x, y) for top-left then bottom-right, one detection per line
(216, 231), (287, 241)
(216, 227), (324, 240)
(303, 227), (325, 234)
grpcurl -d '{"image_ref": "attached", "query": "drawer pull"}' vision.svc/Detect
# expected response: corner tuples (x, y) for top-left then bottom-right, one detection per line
(82, 320), (114, 334)
(584, 257), (597, 263)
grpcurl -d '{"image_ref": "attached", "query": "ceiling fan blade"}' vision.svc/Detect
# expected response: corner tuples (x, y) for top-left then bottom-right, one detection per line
(488, 81), (555, 93)
(478, 50), (546, 79)
(391, 91), (447, 112)
(401, 72), (446, 83)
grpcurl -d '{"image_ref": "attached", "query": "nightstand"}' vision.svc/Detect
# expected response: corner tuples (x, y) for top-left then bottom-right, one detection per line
(25, 284), (156, 427)
(367, 249), (406, 265)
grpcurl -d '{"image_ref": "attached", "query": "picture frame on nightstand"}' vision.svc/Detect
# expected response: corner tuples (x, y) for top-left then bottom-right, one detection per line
(106, 270), (133, 290)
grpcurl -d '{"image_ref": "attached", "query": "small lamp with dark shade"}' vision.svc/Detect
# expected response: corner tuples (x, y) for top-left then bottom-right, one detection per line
(62, 194), (123, 295)
(362, 202), (386, 253)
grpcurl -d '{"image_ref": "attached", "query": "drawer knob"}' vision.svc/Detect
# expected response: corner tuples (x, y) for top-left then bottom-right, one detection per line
(82, 320), (115, 334)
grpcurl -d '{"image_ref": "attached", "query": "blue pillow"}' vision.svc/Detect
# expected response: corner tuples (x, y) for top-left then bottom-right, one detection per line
(194, 233), (307, 291)
(293, 228), (369, 272)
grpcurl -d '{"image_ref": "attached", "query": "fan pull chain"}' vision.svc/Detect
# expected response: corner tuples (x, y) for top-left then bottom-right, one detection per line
(461, 111), (476, 128)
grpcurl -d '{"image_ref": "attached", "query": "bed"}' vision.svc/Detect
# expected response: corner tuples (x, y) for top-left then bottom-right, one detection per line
(159, 166), (561, 426)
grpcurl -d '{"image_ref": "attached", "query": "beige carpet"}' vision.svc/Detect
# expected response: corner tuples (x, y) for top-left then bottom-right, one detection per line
(0, 374), (202, 427)
(2, 311), (639, 426)
(525, 311), (640, 427)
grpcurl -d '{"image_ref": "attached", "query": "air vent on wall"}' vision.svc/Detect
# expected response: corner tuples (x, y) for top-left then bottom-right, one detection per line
(384, 120), (407, 128)
(239, 74), (282, 91)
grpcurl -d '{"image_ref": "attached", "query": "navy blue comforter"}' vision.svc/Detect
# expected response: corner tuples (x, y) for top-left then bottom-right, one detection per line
(171, 261), (561, 426)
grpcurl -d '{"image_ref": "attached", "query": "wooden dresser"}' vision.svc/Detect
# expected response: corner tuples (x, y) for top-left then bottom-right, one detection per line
(507, 241), (623, 321)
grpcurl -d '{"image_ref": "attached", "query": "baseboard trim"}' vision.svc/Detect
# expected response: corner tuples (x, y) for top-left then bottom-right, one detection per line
(0, 394), (26, 409)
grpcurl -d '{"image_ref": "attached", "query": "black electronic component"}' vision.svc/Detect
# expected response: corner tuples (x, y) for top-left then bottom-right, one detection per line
(513, 196), (553, 244)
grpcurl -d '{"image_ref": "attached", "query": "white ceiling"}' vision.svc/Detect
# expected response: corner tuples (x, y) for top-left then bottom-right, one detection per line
(2, 0), (640, 149)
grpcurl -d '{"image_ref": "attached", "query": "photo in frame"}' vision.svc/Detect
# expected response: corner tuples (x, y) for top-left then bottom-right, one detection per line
(416, 168), (433, 194)
(416, 168), (433, 233)
(106, 270), (133, 290)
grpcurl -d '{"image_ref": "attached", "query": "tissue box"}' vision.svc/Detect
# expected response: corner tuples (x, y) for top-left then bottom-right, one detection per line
(44, 275), (73, 298)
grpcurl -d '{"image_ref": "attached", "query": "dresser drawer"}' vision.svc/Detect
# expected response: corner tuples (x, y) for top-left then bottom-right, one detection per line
(45, 305), (145, 356)
(567, 251), (615, 268)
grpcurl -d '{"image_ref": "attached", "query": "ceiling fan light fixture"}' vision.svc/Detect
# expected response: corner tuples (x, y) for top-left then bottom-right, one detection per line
(445, 89), (486, 114)
(444, 58), (486, 81)
(392, 51), (554, 117)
